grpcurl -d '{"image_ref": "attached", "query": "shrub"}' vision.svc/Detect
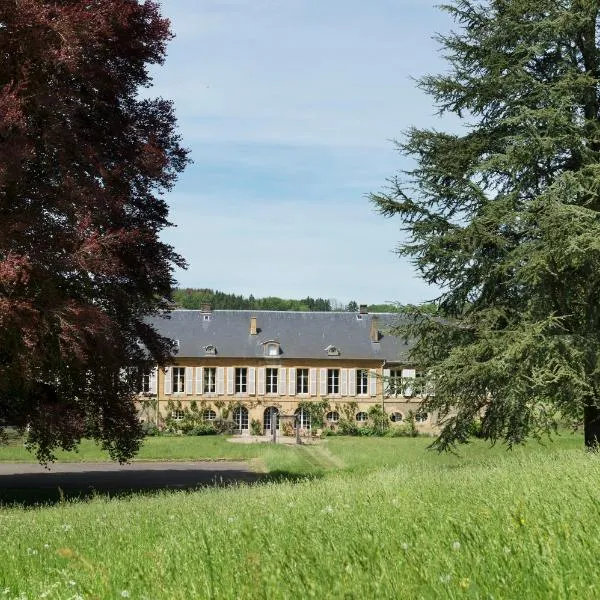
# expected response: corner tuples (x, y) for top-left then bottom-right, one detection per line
(141, 422), (160, 437)
(188, 423), (217, 436)
(338, 419), (359, 436)
(250, 419), (262, 436)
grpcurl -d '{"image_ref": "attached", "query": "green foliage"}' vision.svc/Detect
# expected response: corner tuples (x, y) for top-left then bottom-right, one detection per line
(250, 419), (263, 436)
(140, 422), (160, 437)
(368, 404), (391, 434)
(172, 288), (333, 311)
(371, 0), (600, 449)
(297, 399), (330, 429)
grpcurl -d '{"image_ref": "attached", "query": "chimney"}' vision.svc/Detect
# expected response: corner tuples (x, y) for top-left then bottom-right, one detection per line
(370, 315), (380, 342)
(359, 304), (368, 315)
(249, 316), (257, 335)
(200, 303), (211, 313)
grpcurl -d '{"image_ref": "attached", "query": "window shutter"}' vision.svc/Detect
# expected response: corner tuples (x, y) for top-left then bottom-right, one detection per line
(309, 368), (317, 396)
(149, 368), (158, 395)
(402, 368), (416, 379)
(288, 368), (296, 395)
(185, 367), (193, 395)
(164, 367), (172, 395)
(319, 368), (327, 396)
(278, 368), (286, 395)
(248, 367), (256, 395)
(348, 369), (356, 396)
(227, 367), (235, 395)
(258, 367), (266, 395)
(195, 367), (203, 395)
(383, 368), (391, 397)
(216, 367), (225, 395)
(369, 369), (377, 397)
(341, 368), (348, 396)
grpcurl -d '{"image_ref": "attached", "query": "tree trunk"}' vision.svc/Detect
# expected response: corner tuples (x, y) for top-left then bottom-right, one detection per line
(584, 405), (600, 448)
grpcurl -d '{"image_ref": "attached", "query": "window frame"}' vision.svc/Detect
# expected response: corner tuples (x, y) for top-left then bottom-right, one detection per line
(203, 367), (216, 394)
(356, 369), (369, 395)
(172, 367), (185, 394)
(356, 411), (368, 422)
(327, 369), (340, 395)
(235, 367), (248, 394)
(296, 368), (309, 395)
(266, 368), (278, 394)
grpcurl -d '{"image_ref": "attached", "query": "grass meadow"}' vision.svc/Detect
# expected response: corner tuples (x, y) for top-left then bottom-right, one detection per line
(1, 433), (598, 599)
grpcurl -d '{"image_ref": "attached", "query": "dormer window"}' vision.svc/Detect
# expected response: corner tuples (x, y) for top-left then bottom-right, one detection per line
(203, 345), (217, 355)
(325, 345), (340, 357)
(263, 341), (280, 357)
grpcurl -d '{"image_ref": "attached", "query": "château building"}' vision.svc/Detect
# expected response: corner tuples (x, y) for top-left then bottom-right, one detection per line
(139, 305), (433, 433)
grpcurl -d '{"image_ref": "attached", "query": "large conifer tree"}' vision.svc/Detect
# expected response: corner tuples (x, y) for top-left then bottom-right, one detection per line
(371, 0), (600, 448)
(0, 1), (188, 461)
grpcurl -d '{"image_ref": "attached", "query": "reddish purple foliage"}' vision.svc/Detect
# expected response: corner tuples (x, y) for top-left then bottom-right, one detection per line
(0, 1), (189, 462)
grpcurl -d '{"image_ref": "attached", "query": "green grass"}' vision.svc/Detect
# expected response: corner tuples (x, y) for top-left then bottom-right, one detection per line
(0, 434), (596, 599)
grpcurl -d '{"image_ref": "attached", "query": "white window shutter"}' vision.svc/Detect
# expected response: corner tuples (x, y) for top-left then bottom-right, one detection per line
(348, 369), (356, 397)
(279, 368), (286, 395)
(319, 368), (327, 396)
(341, 368), (348, 396)
(248, 367), (256, 395)
(164, 367), (172, 395)
(185, 367), (193, 395)
(258, 367), (266, 395)
(226, 367), (234, 395)
(216, 367), (225, 395)
(149, 367), (158, 395)
(288, 368), (296, 395)
(309, 368), (317, 396)
(195, 367), (203, 395)
(369, 369), (377, 397)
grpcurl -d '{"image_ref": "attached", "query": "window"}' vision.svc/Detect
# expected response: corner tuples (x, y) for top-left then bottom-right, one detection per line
(388, 369), (402, 396)
(326, 411), (339, 423)
(390, 412), (403, 423)
(203, 345), (217, 355)
(296, 368), (309, 394)
(325, 345), (340, 357)
(265, 343), (279, 357)
(235, 368), (247, 393)
(295, 407), (311, 429)
(202, 409), (216, 421)
(233, 406), (249, 430)
(356, 369), (368, 395)
(266, 368), (278, 394)
(203, 367), (216, 393)
(415, 412), (428, 423)
(356, 411), (368, 422)
(171, 409), (185, 421)
(327, 369), (340, 395)
(264, 407), (279, 432)
(142, 372), (151, 394)
(172, 367), (185, 393)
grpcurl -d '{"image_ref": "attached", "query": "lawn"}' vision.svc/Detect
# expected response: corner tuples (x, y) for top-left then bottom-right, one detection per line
(0, 433), (596, 599)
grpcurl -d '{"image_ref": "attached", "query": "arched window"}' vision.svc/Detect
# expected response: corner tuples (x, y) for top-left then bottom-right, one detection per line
(325, 411), (339, 423)
(233, 406), (249, 430)
(415, 411), (428, 423)
(295, 407), (311, 429)
(355, 411), (368, 422)
(264, 407), (280, 432)
(202, 409), (216, 421)
(171, 409), (185, 421)
(390, 412), (403, 423)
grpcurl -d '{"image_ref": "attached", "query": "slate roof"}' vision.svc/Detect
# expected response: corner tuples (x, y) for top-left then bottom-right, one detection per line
(148, 310), (412, 362)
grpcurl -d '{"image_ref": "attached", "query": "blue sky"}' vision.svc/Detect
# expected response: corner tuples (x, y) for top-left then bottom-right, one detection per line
(151, 0), (453, 306)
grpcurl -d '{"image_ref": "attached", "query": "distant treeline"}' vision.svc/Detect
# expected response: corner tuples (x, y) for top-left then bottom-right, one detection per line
(171, 289), (406, 313)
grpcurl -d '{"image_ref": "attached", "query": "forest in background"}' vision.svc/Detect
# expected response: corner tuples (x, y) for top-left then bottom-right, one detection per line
(171, 289), (403, 313)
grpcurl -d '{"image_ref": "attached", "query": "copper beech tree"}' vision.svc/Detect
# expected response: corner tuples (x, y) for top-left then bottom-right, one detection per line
(0, 1), (188, 461)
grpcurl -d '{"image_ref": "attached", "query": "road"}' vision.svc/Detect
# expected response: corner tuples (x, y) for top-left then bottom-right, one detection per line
(0, 460), (260, 499)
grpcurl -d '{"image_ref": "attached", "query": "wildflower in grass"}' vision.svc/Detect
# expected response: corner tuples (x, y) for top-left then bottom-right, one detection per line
(459, 577), (470, 590)
(68, 581), (76, 587)
(322, 505), (334, 514)
(439, 574), (451, 584)
(227, 517), (235, 523)
(57, 548), (75, 559)
(43, 544), (50, 550)
(401, 543), (409, 551)
(452, 541), (461, 551)
(120, 591), (130, 598)
(503, 546), (511, 555)
(62, 524), (72, 532)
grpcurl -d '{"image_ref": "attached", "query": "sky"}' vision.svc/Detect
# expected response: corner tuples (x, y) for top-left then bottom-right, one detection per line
(150, 0), (454, 306)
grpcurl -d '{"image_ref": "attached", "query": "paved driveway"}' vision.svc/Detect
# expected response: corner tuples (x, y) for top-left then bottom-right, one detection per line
(0, 461), (260, 498)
